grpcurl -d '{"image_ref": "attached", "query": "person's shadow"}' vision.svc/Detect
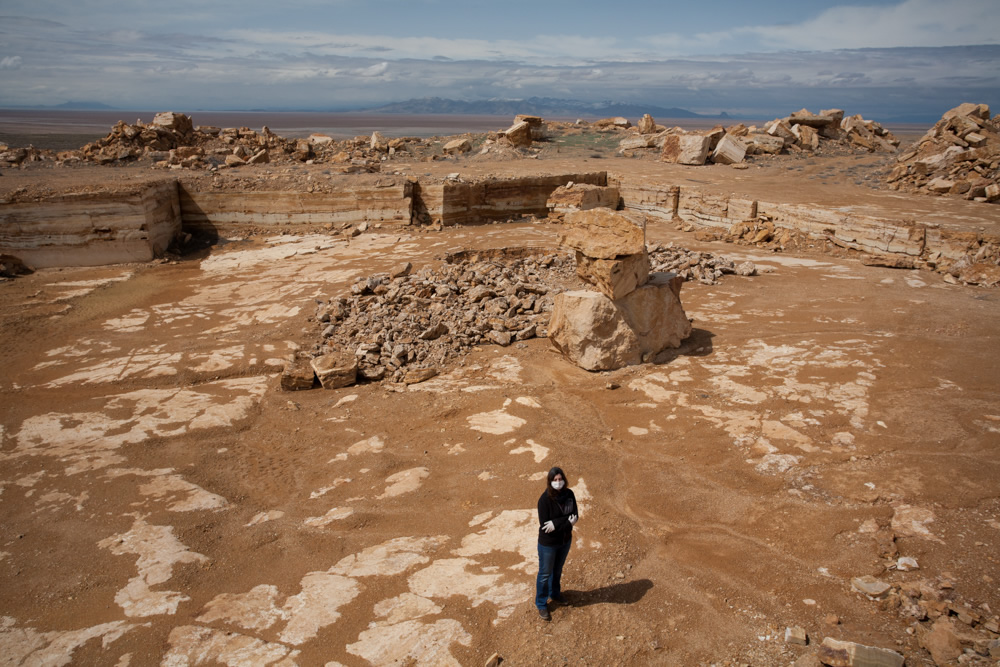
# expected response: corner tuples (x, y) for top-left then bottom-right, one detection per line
(560, 579), (653, 607)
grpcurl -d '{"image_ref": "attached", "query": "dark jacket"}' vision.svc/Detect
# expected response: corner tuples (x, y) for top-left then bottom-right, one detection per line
(537, 487), (577, 547)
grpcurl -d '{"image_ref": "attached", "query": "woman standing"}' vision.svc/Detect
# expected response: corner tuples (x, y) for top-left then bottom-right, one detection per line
(535, 466), (578, 621)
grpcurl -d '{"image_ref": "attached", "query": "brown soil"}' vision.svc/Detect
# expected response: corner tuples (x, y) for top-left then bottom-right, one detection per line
(1, 130), (999, 666)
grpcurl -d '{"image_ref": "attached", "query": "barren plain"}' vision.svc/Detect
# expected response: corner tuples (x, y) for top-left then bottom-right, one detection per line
(1, 117), (999, 666)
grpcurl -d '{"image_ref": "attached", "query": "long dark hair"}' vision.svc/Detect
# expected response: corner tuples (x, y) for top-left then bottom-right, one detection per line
(546, 466), (568, 499)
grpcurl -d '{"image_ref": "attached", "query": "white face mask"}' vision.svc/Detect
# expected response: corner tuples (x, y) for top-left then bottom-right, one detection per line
(551, 480), (565, 490)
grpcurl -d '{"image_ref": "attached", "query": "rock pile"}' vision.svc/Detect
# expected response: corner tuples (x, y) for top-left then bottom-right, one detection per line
(13, 111), (431, 171)
(617, 108), (899, 165)
(0, 144), (48, 167)
(885, 103), (1000, 203)
(549, 208), (692, 371)
(283, 240), (748, 389)
(298, 250), (575, 387)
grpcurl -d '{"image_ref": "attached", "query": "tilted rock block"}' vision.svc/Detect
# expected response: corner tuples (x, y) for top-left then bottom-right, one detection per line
(637, 114), (656, 134)
(548, 273), (690, 371)
(711, 135), (747, 164)
(661, 134), (712, 165)
(502, 121), (532, 147)
(560, 208), (646, 259)
(575, 250), (650, 300)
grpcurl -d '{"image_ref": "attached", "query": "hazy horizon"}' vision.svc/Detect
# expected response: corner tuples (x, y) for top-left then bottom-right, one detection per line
(1, 0), (998, 120)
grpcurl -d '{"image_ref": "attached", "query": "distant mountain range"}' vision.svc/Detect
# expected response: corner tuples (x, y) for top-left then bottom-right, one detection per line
(362, 97), (726, 119)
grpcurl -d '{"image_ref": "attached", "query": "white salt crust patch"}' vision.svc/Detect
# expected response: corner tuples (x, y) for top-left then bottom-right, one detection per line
(373, 593), (442, 624)
(347, 619), (471, 667)
(347, 435), (385, 455)
(105, 468), (228, 512)
(509, 439), (549, 463)
(303, 507), (354, 527)
(627, 338), (880, 474)
(246, 510), (285, 527)
(98, 518), (208, 617)
(11, 377), (268, 474)
(163, 625), (300, 666)
(467, 410), (526, 434)
(379, 468), (430, 498)
(0, 616), (137, 667)
(310, 478), (351, 499)
(408, 355), (523, 393)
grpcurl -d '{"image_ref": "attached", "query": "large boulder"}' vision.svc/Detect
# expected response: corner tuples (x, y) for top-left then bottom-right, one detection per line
(548, 290), (640, 370)
(661, 134), (712, 165)
(637, 114), (656, 134)
(559, 208), (646, 259)
(548, 273), (691, 371)
(575, 251), (650, 300)
(614, 272), (691, 355)
(311, 351), (358, 389)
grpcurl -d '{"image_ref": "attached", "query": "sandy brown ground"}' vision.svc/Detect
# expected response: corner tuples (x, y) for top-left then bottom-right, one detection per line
(1, 139), (1000, 666)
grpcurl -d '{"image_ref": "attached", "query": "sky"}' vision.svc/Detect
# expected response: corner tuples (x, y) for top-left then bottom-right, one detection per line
(1, 0), (998, 120)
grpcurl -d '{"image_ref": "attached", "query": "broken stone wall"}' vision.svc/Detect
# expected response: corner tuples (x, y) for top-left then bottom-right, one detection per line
(0, 181), (180, 268)
(179, 181), (414, 235)
(415, 173), (606, 226)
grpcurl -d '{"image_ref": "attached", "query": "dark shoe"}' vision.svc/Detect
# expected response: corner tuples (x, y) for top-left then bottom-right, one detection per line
(538, 607), (551, 621)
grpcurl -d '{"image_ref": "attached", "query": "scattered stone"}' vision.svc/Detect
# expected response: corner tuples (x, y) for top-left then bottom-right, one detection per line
(281, 356), (316, 391)
(861, 255), (916, 269)
(785, 626), (809, 645)
(443, 138), (472, 154)
(389, 262), (412, 279)
(403, 368), (438, 385)
(896, 556), (919, 571)
(311, 351), (358, 389)
(735, 261), (757, 277)
(852, 575), (892, 599)
(920, 618), (962, 666)
(817, 637), (904, 667)
(637, 114), (656, 134)
(824, 614), (841, 626)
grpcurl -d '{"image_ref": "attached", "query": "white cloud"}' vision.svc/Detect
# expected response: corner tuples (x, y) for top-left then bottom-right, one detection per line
(1, 56), (23, 69)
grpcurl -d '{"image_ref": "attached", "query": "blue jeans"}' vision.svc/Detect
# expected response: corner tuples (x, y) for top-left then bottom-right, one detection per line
(535, 541), (571, 609)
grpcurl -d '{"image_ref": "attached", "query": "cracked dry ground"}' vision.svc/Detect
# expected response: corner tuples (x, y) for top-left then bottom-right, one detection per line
(0, 220), (998, 666)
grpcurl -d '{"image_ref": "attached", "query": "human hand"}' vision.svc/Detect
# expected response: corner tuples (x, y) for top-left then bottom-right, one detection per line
(568, 514), (578, 525)
(542, 520), (555, 533)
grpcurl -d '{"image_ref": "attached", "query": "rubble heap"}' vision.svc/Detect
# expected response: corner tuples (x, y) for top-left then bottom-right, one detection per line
(885, 103), (1000, 203)
(282, 241), (749, 389)
(296, 250), (574, 387)
(0, 111), (433, 171)
(617, 109), (899, 165)
(549, 208), (693, 371)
